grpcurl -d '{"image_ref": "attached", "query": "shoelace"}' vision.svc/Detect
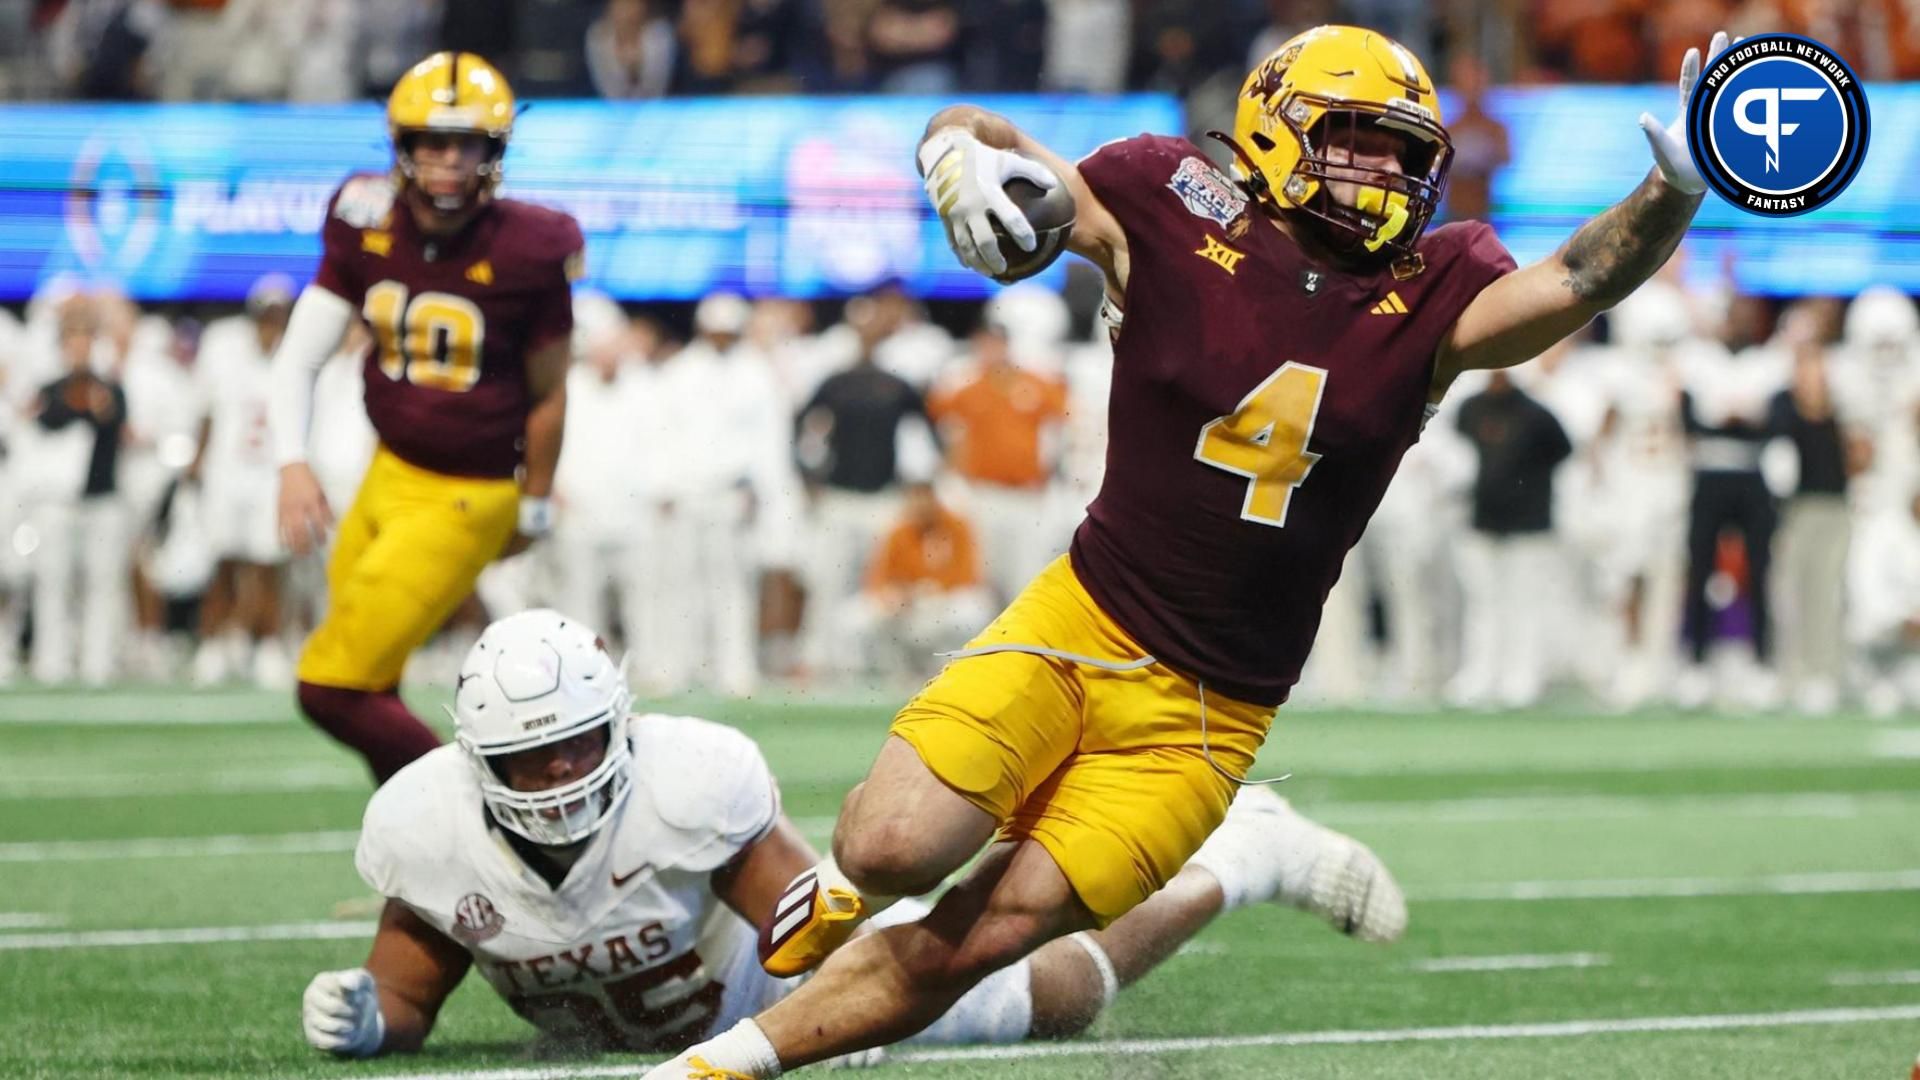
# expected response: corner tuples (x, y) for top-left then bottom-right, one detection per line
(686, 1057), (755, 1080)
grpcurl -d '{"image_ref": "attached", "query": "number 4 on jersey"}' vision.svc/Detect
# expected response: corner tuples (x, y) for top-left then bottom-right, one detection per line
(1194, 362), (1328, 528)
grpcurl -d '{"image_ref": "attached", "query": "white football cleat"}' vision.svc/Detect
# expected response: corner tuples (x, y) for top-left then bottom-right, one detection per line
(1191, 785), (1407, 943)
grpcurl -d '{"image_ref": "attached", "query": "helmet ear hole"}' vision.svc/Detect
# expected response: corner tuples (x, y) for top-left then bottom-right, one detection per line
(1250, 132), (1276, 153)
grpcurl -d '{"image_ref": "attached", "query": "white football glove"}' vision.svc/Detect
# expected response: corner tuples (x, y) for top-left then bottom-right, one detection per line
(1639, 30), (1731, 195)
(918, 127), (1058, 278)
(302, 968), (386, 1058)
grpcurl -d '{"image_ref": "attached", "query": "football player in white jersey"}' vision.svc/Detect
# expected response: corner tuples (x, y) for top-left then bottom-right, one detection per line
(303, 609), (1405, 1062)
(191, 274), (297, 687)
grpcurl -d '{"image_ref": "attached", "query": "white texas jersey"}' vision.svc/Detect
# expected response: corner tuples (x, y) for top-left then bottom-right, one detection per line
(356, 714), (785, 1053)
(195, 316), (276, 487)
(1594, 344), (1690, 512)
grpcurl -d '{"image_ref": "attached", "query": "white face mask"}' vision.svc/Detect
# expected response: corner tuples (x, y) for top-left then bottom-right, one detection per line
(469, 721), (634, 848)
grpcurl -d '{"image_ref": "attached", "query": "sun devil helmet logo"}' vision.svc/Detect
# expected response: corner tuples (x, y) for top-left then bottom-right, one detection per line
(1687, 32), (1869, 217)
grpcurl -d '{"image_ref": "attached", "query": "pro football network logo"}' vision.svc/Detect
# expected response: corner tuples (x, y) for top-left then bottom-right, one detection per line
(1686, 33), (1868, 217)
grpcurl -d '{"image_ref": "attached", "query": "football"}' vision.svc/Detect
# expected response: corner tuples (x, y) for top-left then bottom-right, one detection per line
(991, 155), (1076, 284)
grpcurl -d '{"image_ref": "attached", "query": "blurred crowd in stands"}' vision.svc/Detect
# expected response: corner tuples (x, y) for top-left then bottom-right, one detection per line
(7, 0), (1919, 112)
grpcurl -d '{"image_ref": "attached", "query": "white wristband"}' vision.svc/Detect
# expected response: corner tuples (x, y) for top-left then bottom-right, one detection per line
(517, 496), (554, 538)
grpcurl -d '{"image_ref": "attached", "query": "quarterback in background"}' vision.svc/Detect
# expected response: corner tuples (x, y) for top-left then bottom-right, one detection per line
(650, 23), (1729, 1079)
(268, 52), (583, 783)
(300, 610), (1403, 1060)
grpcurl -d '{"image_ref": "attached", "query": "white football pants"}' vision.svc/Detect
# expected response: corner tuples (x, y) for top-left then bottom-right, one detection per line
(30, 496), (130, 685)
(631, 495), (758, 697)
(800, 489), (897, 677)
(964, 483), (1063, 605)
(1449, 530), (1562, 709)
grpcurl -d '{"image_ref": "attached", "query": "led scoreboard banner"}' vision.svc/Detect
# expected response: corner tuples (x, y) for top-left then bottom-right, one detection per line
(0, 85), (1912, 302)
(0, 95), (1181, 303)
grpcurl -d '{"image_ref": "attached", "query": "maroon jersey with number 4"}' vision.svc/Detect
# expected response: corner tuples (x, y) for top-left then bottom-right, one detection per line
(1071, 135), (1517, 706)
(313, 175), (583, 479)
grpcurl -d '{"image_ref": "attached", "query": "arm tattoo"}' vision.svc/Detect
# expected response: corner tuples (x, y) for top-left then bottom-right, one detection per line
(1557, 172), (1704, 307)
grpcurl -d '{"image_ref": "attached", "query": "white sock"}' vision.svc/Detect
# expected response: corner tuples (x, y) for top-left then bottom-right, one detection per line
(904, 958), (1034, 1045)
(1186, 804), (1311, 915)
(689, 1019), (782, 1078)
(815, 855), (900, 917)
(1185, 842), (1252, 913)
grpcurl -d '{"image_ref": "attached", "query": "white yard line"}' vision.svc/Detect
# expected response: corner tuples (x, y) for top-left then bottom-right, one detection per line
(8, 828), (1919, 912)
(1416, 868), (1920, 902)
(1872, 729), (1920, 759)
(0, 692), (291, 725)
(0, 912), (63, 929)
(0, 831), (361, 862)
(0, 766), (364, 799)
(1413, 952), (1609, 973)
(17, 780), (1912, 818)
(365, 1003), (1920, 1079)
(1829, 970), (1920, 986)
(791, 789), (1916, 837)
(1311, 791), (1903, 824)
(0, 921), (375, 951)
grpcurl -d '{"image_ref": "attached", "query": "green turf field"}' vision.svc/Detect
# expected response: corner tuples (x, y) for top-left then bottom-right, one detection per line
(3, 686), (1918, 1079)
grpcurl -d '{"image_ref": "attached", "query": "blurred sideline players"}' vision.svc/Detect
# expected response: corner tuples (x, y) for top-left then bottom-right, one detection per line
(268, 52), (583, 783)
(188, 275), (295, 687)
(842, 480), (995, 678)
(301, 609), (1402, 1061)
(927, 302), (1070, 605)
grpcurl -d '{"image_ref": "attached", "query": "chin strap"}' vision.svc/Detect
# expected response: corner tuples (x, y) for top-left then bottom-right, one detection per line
(1204, 130), (1275, 205)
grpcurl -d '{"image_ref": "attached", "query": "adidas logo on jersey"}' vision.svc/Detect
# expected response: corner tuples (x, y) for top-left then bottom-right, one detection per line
(1369, 291), (1409, 315)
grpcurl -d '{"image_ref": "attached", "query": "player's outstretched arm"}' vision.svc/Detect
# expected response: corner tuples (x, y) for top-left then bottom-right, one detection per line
(712, 816), (821, 927)
(916, 105), (1125, 288)
(303, 899), (472, 1057)
(1433, 32), (1727, 390)
(269, 285), (355, 555)
(503, 336), (570, 558)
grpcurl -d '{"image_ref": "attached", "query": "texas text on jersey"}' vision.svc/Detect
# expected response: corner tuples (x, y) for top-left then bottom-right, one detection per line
(313, 174), (584, 479)
(355, 714), (783, 1053)
(1070, 134), (1517, 706)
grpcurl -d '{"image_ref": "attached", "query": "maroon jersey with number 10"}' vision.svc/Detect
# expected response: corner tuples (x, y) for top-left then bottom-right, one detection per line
(313, 175), (584, 479)
(1070, 135), (1518, 707)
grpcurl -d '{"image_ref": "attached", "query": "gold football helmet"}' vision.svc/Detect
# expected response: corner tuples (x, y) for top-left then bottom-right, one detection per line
(386, 51), (516, 213)
(1212, 25), (1453, 260)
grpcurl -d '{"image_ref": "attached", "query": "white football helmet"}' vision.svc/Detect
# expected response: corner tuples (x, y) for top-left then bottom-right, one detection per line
(452, 609), (633, 847)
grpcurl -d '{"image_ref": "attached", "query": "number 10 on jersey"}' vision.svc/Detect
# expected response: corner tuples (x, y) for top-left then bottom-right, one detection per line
(365, 281), (487, 393)
(1194, 362), (1328, 528)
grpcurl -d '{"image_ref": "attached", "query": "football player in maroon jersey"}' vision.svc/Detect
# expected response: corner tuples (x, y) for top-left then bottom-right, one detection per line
(646, 25), (1728, 1079)
(268, 52), (583, 784)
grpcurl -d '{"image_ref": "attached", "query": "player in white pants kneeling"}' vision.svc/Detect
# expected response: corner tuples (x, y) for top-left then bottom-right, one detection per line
(301, 609), (1404, 1064)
